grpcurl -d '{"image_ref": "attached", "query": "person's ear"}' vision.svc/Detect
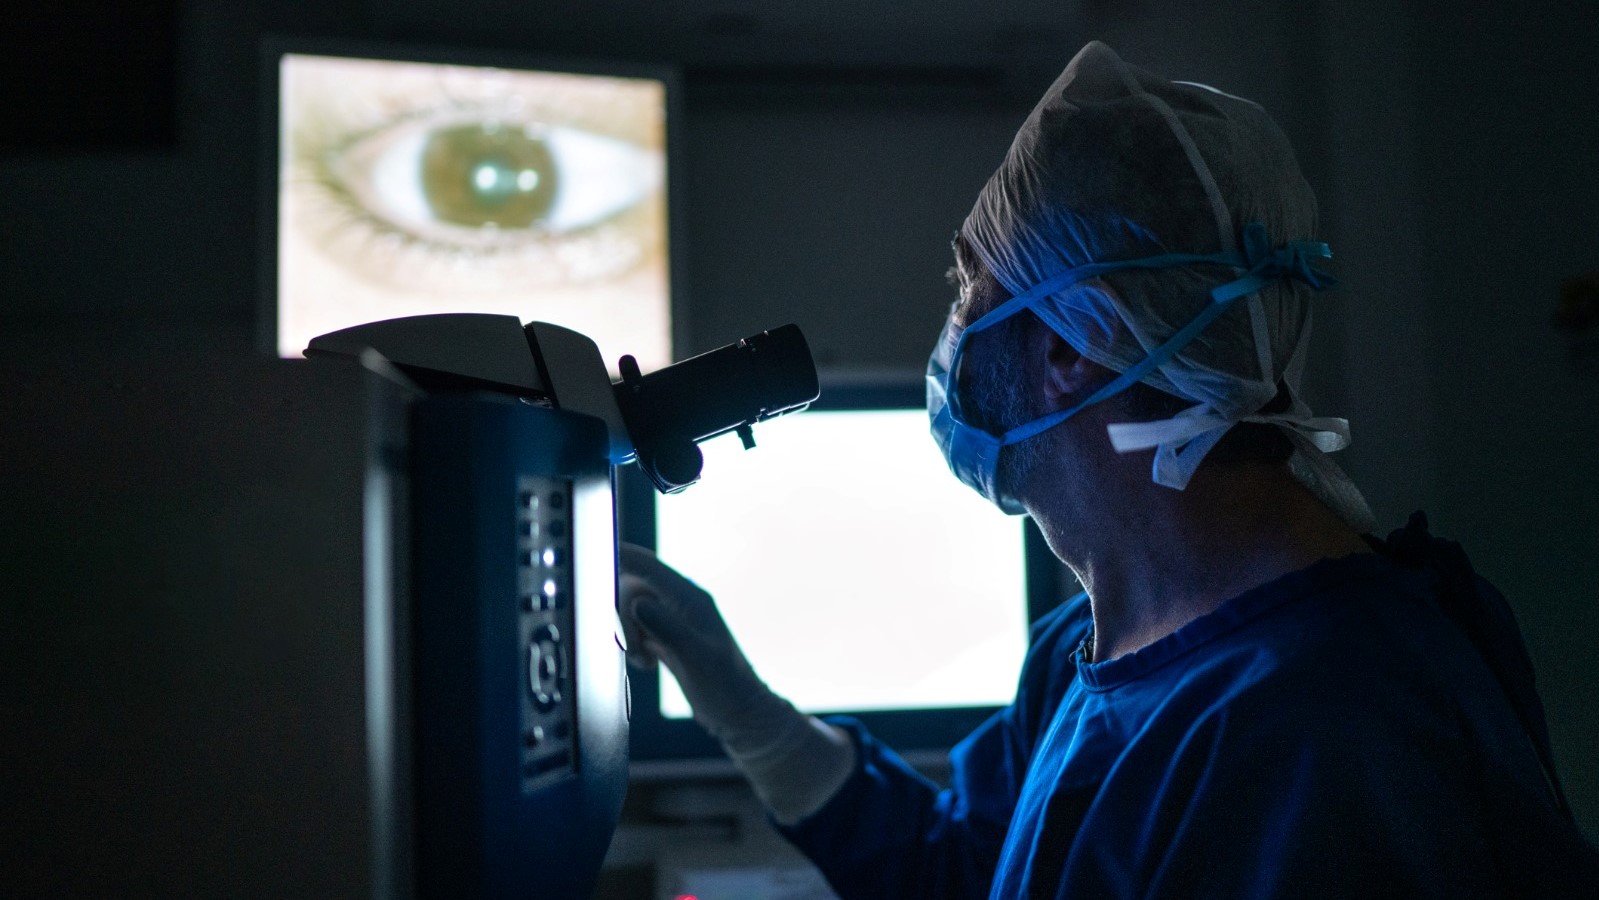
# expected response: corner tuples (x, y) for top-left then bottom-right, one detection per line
(1040, 329), (1101, 409)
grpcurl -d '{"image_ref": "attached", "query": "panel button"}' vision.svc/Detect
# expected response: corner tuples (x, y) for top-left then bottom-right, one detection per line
(528, 626), (563, 711)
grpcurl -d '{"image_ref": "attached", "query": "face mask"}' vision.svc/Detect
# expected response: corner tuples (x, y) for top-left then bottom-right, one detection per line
(927, 222), (1335, 514)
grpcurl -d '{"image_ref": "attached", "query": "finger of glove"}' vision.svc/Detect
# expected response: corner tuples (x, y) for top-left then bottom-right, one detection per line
(617, 574), (726, 682)
(617, 546), (766, 725)
(621, 590), (743, 724)
(614, 584), (660, 670)
(618, 544), (733, 653)
(616, 574), (682, 671)
(620, 542), (716, 601)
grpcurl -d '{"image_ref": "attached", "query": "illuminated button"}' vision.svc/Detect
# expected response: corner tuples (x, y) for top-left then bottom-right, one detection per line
(541, 547), (562, 568)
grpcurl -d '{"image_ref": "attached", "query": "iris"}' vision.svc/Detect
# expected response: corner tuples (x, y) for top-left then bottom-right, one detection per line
(421, 123), (558, 229)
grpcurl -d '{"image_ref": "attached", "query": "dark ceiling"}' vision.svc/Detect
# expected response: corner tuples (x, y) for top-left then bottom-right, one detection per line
(365, 0), (1097, 71)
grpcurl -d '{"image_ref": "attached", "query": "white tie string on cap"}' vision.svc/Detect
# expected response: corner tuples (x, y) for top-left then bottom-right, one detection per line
(959, 41), (1376, 532)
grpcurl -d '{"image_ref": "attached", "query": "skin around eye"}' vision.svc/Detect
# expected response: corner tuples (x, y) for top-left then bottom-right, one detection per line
(277, 53), (672, 373)
(325, 113), (663, 255)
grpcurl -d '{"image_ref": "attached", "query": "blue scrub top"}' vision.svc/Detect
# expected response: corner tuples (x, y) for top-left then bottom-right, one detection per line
(779, 514), (1599, 898)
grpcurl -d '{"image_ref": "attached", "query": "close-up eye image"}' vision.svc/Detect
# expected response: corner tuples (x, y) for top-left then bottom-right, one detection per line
(277, 53), (671, 370)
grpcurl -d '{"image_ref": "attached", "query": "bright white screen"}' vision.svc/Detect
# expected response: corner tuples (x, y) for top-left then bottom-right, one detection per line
(654, 408), (1029, 718)
(277, 54), (671, 372)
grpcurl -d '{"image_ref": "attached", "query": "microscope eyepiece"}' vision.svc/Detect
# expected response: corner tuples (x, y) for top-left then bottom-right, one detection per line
(614, 324), (819, 494)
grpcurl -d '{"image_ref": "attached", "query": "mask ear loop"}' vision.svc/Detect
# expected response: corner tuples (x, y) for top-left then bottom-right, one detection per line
(1094, 230), (1342, 490)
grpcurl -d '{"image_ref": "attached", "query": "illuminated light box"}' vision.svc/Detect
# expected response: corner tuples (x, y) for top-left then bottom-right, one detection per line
(652, 404), (1031, 721)
(269, 45), (674, 372)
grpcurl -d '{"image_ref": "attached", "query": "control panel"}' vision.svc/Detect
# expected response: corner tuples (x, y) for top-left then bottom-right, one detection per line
(518, 475), (577, 790)
(409, 395), (627, 899)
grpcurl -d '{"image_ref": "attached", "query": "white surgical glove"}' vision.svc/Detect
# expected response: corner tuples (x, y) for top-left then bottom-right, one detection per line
(618, 543), (855, 823)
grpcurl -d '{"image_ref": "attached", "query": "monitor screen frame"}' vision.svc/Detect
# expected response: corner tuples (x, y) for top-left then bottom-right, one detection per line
(620, 378), (1076, 773)
(258, 35), (688, 364)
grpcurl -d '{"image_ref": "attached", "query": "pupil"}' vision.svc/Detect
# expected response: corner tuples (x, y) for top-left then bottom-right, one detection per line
(420, 124), (558, 229)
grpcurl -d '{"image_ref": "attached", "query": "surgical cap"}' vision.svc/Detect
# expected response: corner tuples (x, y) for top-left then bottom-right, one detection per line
(960, 41), (1375, 532)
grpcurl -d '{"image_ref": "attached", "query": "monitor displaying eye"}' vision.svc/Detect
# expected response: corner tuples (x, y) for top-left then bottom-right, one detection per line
(328, 115), (661, 251)
(276, 53), (672, 369)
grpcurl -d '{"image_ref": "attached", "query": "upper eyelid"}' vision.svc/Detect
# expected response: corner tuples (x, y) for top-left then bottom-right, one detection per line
(298, 93), (579, 158)
(287, 59), (662, 153)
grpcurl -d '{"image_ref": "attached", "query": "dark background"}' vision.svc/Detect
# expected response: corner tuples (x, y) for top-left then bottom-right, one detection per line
(3, 0), (1596, 893)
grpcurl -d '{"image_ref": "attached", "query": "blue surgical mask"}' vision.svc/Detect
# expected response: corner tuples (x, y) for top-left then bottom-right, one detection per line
(927, 222), (1335, 514)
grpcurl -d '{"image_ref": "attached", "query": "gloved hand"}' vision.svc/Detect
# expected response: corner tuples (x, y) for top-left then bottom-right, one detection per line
(616, 542), (775, 733)
(618, 543), (856, 823)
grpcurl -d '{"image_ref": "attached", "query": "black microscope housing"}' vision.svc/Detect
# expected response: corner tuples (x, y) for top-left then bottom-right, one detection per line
(305, 314), (817, 899)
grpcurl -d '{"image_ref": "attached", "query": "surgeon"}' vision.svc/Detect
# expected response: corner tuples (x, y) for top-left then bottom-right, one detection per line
(618, 42), (1599, 897)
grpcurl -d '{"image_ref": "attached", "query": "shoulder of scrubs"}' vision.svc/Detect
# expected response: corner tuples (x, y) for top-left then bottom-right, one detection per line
(1006, 541), (1599, 898)
(776, 595), (1092, 900)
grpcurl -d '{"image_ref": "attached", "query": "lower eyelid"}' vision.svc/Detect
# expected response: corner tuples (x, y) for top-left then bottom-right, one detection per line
(288, 168), (661, 293)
